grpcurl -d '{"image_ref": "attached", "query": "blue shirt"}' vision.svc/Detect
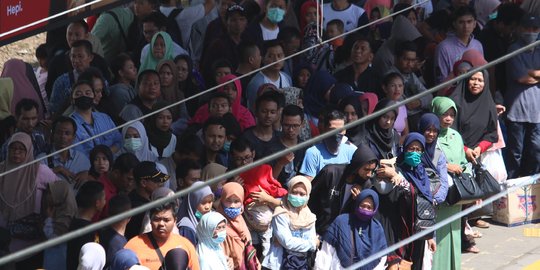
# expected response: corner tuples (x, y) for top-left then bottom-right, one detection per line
(300, 141), (357, 177)
(49, 71), (77, 115)
(37, 148), (91, 182)
(70, 111), (122, 157)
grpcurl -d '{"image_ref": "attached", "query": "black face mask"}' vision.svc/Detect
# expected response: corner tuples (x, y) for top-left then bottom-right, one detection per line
(74, 96), (94, 110)
(324, 133), (344, 155)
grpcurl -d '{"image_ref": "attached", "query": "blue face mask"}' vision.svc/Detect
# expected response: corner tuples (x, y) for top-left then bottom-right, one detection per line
(288, 194), (308, 207)
(212, 230), (227, 244)
(195, 210), (204, 219)
(223, 141), (231, 152)
(267, 7), (285, 24)
(223, 207), (242, 219)
(404, 151), (422, 167)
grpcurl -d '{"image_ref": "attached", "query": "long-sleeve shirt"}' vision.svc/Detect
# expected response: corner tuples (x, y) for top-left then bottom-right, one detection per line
(70, 111), (122, 157)
(434, 33), (484, 84)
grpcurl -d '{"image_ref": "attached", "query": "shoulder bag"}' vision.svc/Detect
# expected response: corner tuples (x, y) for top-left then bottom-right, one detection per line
(446, 171), (484, 205)
(474, 159), (501, 198)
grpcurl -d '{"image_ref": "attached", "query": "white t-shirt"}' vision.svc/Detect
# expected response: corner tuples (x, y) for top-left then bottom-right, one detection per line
(260, 23), (280, 41)
(322, 3), (366, 32)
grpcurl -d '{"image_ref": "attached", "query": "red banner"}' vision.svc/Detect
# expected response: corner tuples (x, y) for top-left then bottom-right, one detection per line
(0, 0), (50, 40)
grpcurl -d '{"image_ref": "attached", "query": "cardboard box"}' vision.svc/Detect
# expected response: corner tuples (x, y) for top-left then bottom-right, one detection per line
(493, 176), (540, 226)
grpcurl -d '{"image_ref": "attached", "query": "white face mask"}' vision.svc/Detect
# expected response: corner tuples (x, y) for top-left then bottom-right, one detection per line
(373, 179), (393, 195)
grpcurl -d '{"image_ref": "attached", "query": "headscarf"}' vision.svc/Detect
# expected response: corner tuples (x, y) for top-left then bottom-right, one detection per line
(157, 60), (182, 101)
(366, 99), (398, 158)
(475, 0), (500, 27)
(139, 32), (175, 73)
(431, 96), (457, 119)
(461, 49), (488, 68)
(273, 176), (316, 230)
(323, 189), (386, 269)
(299, 1), (320, 36)
(164, 248), (190, 270)
(0, 132), (40, 222)
(292, 63), (313, 89)
(120, 120), (158, 162)
(418, 113), (440, 171)
(451, 60), (473, 77)
(145, 102), (173, 158)
(0, 78), (14, 120)
(175, 54), (202, 117)
(359, 92), (378, 115)
(303, 70), (336, 117)
(77, 242), (106, 270)
(449, 70), (498, 147)
(110, 249), (140, 270)
(342, 144), (379, 185)
(47, 180), (77, 236)
(397, 133), (432, 201)
(88, 144), (114, 178)
(1, 59), (46, 119)
(201, 163), (227, 181)
(339, 94), (366, 144)
(329, 83), (355, 105)
(196, 211), (229, 270)
(177, 181), (214, 232)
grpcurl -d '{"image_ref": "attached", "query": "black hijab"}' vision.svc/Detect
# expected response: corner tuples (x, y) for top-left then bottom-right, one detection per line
(367, 99), (399, 158)
(342, 144), (379, 186)
(144, 102), (173, 158)
(450, 70), (498, 148)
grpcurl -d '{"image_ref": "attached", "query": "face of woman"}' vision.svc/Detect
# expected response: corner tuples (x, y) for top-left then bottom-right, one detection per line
(92, 77), (104, 105)
(159, 64), (174, 87)
(8, 142), (26, 164)
(156, 110), (173, 132)
(215, 67), (231, 84)
(94, 152), (110, 175)
(468, 71), (485, 96)
(377, 111), (396, 130)
(406, 141), (424, 153)
(152, 35), (165, 59)
(222, 82), (237, 101)
(439, 108), (456, 129)
(305, 6), (317, 24)
(125, 127), (141, 139)
(358, 197), (374, 211)
(176, 59), (189, 82)
(209, 97), (231, 117)
(383, 77), (404, 101)
(222, 194), (242, 208)
(290, 183), (307, 196)
(297, 69), (311, 88)
(423, 126), (438, 144)
(196, 194), (214, 215)
(343, 104), (358, 123)
(213, 221), (227, 238)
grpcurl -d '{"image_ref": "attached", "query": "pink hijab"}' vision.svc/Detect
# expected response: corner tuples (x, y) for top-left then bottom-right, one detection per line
(1, 59), (45, 119)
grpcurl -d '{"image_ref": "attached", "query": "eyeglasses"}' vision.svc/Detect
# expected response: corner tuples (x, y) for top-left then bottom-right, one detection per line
(282, 124), (301, 130)
(234, 154), (253, 163)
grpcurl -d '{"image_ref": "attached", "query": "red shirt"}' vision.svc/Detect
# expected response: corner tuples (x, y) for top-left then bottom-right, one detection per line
(97, 174), (118, 220)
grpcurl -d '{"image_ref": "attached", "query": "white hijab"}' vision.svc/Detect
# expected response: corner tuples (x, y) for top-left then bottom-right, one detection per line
(120, 121), (158, 162)
(77, 243), (106, 270)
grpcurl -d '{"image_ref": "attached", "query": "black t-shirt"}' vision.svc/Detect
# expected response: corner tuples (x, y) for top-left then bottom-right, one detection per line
(125, 191), (149, 240)
(66, 218), (94, 270)
(99, 227), (127, 267)
(266, 138), (307, 186)
(241, 128), (281, 161)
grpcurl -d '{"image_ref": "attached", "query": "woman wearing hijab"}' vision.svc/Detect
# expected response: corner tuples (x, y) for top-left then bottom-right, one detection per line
(359, 92), (378, 116)
(0, 133), (57, 262)
(119, 121), (159, 162)
(263, 176), (317, 270)
(110, 249), (141, 270)
(191, 74), (255, 131)
(42, 180), (77, 270)
(397, 133), (437, 269)
(163, 248), (191, 270)
(365, 99), (400, 159)
(177, 181), (214, 246)
(77, 242), (106, 270)
(315, 189), (387, 269)
(217, 182), (259, 270)
(174, 55), (204, 117)
(145, 103), (177, 159)
(303, 70), (337, 124)
(156, 60), (189, 121)
(449, 70), (498, 164)
(196, 211), (231, 270)
(139, 32), (177, 73)
(432, 96), (477, 255)
(338, 94), (366, 145)
(419, 112), (460, 270)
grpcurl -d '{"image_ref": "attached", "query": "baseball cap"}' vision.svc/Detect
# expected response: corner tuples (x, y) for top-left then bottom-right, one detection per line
(226, 4), (247, 20)
(133, 161), (170, 183)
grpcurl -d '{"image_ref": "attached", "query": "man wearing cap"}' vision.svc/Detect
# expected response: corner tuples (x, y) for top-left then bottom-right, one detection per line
(125, 161), (170, 239)
(200, 4), (248, 78)
(505, 13), (540, 178)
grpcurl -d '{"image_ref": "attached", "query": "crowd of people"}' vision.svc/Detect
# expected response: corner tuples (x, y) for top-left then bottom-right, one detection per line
(0, 0), (539, 269)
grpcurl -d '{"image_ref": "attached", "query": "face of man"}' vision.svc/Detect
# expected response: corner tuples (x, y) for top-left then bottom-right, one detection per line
(256, 100), (279, 128)
(227, 13), (248, 37)
(204, 124), (226, 152)
(66, 23), (88, 48)
(139, 73), (161, 101)
(150, 208), (176, 241)
(231, 148), (255, 168)
(17, 107), (38, 133)
(143, 22), (160, 43)
(281, 115), (302, 141)
(53, 122), (76, 149)
(357, 162), (377, 180)
(177, 169), (202, 189)
(112, 169), (135, 193)
(350, 40), (373, 65)
(396, 50), (417, 74)
(70, 46), (93, 73)
(453, 14), (476, 38)
(133, 0), (155, 19)
(263, 45), (285, 72)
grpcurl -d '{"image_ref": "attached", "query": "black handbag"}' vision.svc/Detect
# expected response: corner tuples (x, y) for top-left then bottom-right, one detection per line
(474, 160), (501, 198)
(412, 186), (436, 240)
(446, 172), (484, 205)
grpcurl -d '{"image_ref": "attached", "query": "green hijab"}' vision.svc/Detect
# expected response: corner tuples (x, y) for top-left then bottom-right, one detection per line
(431, 96), (468, 167)
(431, 96), (457, 117)
(139, 31), (175, 73)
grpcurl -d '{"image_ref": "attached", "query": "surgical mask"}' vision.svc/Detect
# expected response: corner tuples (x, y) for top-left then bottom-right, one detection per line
(267, 7), (285, 24)
(287, 194), (308, 207)
(195, 210), (204, 219)
(355, 207), (376, 221)
(404, 151), (422, 167)
(521, 32), (539, 45)
(223, 141), (231, 152)
(323, 133), (343, 155)
(212, 230), (227, 244)
(124, 138), (143, 152)
(74, 96), (94, 110)
(223, 207), (242, 219)
(373, 180), (393, 195)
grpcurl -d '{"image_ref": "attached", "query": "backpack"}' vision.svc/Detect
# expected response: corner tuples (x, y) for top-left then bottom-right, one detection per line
(164, 8), (183, 46)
